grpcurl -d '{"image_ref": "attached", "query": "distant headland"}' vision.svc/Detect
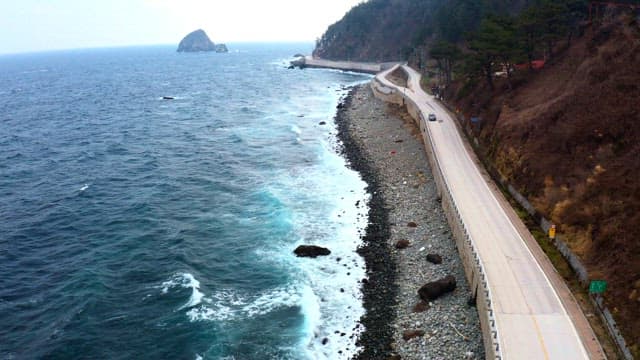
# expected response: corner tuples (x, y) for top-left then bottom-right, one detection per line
(177, 29), (228, 53)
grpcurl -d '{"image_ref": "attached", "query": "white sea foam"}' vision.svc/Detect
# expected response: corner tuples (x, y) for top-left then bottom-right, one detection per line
(290, 125), (302, 135)
(79, 184), (89, 192)
(162, 83), (370, 359)
(263, 99), (371, 358)
(185, 285), (305, 323)
(160, 273), (205, 310)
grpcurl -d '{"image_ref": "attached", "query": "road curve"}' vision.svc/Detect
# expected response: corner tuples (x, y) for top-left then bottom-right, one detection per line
(374, 65), (601, 359)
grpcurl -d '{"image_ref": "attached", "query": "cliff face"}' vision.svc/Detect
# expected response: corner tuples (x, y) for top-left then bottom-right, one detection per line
(454, 17), (640, 351)
(177, 29), (228, 53)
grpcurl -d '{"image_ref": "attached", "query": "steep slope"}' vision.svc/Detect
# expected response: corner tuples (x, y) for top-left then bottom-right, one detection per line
(458, 17), (640, 350)
(313, 0), (434, 61)
(313, 0), (530, 62)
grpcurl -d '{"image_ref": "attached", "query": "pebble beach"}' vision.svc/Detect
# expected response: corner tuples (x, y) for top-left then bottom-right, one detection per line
(336, 84), (484, 360)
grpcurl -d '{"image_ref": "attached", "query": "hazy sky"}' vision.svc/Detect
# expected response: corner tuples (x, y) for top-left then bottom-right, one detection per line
(1, 0), (363, 54)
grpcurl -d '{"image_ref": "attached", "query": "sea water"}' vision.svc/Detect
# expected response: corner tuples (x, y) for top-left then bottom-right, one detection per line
(0, 44), (372, 359)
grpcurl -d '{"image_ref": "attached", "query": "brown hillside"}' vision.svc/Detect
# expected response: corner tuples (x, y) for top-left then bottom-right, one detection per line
(457, 17), (640, 350)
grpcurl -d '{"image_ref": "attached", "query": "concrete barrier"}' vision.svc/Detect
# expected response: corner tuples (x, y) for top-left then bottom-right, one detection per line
(370, 78), (403, 105)
(299, 56), (386, 74)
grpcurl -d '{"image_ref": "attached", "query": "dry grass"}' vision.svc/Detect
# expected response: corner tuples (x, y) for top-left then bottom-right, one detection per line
(449, 18), (640, 353)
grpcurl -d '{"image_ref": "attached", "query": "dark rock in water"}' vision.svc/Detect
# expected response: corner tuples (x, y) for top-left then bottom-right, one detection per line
(290, 57), (305, 69)
(402, 329), (425, 341)
(418, 275), (456, 301)
(177, 29), (228, 53)
(395, 239), (410, 249)
(293, 53), (305, 58)
(319, 121), (326, 125)
(413, 300), (430, 313)
(162, 96), (175, 100)
(214, 44), (228, 53)
(322, 337), (329, 345)
(407, 222), (418, 228)
(426, 253), (443, 264)
(294, 245), (331, 258)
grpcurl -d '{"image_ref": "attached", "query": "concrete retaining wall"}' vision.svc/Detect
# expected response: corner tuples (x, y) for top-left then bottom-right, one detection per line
(300, 56), (384, 74)
(370, 78), (403, 105)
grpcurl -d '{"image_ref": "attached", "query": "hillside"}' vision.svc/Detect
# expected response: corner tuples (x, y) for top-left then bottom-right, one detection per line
(451, 16), (640, 353)
(313, 0), (530, 62)
(313, 0), (433, 61)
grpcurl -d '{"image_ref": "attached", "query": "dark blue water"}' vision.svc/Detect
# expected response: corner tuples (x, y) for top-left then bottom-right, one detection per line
(0, 44), (372, 359)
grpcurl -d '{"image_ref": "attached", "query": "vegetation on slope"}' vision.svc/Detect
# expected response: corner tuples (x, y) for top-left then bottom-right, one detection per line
(313, 0), (530, 62)
(441, 2), (640, 355)
(455, 16), (640, 354)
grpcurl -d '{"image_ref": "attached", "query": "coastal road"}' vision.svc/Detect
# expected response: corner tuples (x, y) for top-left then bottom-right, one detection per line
(375, 65), (603, 359)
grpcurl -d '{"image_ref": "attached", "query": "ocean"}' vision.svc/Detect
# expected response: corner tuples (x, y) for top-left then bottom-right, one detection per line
(0, 44), (372, 359)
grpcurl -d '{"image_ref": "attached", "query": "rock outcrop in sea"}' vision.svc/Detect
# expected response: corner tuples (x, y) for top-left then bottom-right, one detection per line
(177, 29), (228, 53)
(293, 245), (331, 258)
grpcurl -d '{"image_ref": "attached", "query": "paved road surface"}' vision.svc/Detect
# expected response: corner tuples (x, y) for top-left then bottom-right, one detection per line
(375, 65), (602, 359)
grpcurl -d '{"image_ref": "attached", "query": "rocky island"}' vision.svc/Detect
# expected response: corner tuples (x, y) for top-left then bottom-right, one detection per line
(177, 29), (228, 53)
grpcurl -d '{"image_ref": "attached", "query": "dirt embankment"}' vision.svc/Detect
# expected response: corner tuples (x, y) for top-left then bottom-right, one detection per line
(452, 16), (640, 353)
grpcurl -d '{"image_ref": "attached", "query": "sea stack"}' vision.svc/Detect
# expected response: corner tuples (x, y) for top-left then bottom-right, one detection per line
(177, 29), (228, 53)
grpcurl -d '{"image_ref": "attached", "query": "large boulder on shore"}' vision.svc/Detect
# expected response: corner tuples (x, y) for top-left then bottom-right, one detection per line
(177, 29), (228, 53)
(418, 275), (456, 301)
(402, 329), (425, 341)
(426, 253), (443, 264)
(294, 245), (331, 258)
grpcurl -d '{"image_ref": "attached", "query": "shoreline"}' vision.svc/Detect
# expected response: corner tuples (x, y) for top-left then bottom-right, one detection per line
(335, 84), (483, 359)
(334, 86), (397, 359)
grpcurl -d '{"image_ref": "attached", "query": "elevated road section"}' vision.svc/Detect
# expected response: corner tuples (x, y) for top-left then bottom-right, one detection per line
(371, 65), (604, 359)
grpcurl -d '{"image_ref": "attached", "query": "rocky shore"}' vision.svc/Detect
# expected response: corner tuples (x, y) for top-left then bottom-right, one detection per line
(335, 85), (484, 359)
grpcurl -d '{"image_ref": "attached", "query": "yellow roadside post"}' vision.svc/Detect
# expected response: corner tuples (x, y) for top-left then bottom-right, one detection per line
(548, 224), (556, 240)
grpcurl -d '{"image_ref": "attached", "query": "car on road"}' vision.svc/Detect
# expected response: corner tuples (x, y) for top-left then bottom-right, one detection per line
(428, 113), (436, 122)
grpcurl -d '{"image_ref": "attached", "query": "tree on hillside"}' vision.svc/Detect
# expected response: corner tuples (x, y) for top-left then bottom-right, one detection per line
(435, 0), (483, 42)
(562, 0), (589, 46)
(468, 15), (520, 90)
(430, 40), (461, 86)
(515, 0), (588, 68)
(536, 0), (571, 59)
(517, 5), (543, 70)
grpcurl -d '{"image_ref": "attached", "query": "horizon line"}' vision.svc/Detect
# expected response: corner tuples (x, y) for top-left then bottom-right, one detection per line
(0, 40), (317, 57)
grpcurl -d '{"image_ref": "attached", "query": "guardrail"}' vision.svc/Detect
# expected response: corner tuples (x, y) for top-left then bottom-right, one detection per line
(370, 78), (503, 359)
